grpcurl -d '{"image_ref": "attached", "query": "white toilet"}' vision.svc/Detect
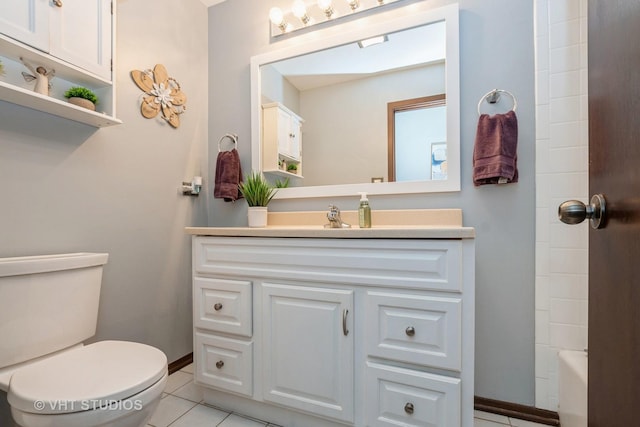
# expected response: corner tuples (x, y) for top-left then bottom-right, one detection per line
(0, 253), (168, 427)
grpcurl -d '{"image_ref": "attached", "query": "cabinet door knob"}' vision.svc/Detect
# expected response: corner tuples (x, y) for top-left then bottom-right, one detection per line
(214, 303), (223, 311)
(404, 402), (414, 414)
(216, 360), (224, 369)
(405, 326), (416, 336)
(53, 0), (63, 7)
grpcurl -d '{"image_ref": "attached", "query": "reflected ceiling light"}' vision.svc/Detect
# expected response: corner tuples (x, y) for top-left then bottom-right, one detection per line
(357, 35), (388, 48)
(269, 7), (289, 33)
(317, 0), (335, 19)
(346, 0), (360, 11)
(292, 0), (311, 25)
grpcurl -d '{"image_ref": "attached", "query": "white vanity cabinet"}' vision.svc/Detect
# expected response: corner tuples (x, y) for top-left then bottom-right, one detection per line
(262, 102), (303, 178)
(191, 233), (474, 427)
(0, 0), (119, 127)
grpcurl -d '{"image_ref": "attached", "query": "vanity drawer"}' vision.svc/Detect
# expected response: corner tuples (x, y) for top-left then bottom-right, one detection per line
(194, 331), (253, 397)
(194, 277), (252, 337)
(365, 362), (461, 427)
(194, 236), (463, 292)
(366, 291), (461, 370)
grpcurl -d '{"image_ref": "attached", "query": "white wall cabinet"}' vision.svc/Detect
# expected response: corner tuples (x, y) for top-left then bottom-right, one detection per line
(0, 0), (111, 79)
(262, 102), (303, 178)
(0, 0), (49, 52)
(192, 235), (474, 427)
(0, 0), (119, 127)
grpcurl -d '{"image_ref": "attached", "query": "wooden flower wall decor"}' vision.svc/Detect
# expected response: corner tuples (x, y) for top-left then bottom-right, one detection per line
(131, 64), (186, 128)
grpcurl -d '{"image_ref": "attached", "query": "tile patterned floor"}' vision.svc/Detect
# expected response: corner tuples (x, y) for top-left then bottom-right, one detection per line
(147, 364), (551, 427)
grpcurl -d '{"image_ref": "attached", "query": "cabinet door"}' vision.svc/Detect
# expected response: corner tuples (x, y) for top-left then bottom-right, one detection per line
(262, 282), (354, 423)
(0, 0), (49, 51)
(288, 115), (302, 160)
(49, 0), (112, 80)
(276, 107), (292, 157)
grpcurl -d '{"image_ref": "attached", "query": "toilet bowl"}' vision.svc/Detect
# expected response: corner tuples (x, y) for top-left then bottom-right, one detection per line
(0, 253), (168, 427)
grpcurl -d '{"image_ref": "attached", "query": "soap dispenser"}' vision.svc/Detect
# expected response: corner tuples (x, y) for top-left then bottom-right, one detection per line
(358, 192), (371, 228)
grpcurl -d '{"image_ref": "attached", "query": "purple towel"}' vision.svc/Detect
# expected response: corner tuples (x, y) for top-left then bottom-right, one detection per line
(473, 110), (518, 186)
(214, 149), (243, 202)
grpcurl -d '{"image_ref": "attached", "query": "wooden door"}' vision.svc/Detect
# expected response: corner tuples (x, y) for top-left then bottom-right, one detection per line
(587, 1), (640, 425)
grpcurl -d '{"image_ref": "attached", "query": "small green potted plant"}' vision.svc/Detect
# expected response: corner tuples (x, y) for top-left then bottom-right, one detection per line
(64, 86), (99, 111)
(238, 171), (277, 227)
(274, 177), (290, 188)
(287, 163), (298, 174)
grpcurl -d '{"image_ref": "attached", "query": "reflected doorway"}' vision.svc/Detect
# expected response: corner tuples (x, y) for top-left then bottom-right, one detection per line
(388, 94), (446, 182)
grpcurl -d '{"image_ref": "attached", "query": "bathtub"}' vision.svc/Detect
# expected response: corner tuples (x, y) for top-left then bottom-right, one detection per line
(558, 350), (587, 427)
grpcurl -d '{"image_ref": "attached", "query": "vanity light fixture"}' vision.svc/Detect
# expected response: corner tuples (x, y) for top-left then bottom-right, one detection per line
(317, 0), (335, 19)
(292, 0), (311, 25)
(346, 0), (360, 11)
(357, 35), (388, 48)
(269, 0), (402, 37)
(269, 7), (290, 33)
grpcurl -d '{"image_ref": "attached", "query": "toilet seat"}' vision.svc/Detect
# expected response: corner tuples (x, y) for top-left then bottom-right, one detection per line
(8, 340), (167, 415)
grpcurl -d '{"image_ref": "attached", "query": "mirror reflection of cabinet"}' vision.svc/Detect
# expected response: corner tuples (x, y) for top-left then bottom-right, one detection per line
(262, 102), (304, 178)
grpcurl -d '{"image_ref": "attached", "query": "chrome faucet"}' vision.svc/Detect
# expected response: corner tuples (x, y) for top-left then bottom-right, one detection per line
(325, 205), (351, 228)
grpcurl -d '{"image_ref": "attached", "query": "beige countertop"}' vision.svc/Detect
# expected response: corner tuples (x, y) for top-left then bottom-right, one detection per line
(186, 209), (475, 239)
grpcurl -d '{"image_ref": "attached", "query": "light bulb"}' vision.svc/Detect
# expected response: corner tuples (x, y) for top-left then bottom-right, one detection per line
(346, 0), (359, 11)
(317, 0), (334, 18)
(292, 0), (310, 24)
(269, 7), (284, 26)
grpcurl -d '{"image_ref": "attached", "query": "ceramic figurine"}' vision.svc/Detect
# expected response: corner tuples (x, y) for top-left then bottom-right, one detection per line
(20, 57), (55, 96)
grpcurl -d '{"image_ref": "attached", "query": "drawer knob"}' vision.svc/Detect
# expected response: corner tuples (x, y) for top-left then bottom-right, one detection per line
(215, 360), (224, 369)
(214, 303), (223, 311)
(405, 326), (416, 337)
(404, 402), (414, 414)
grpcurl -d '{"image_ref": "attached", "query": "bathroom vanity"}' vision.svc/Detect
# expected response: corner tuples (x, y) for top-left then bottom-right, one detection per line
(187, 213), (474, 427)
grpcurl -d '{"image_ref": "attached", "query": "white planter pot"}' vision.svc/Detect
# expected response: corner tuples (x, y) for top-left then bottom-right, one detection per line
(247, 206), (268, 228)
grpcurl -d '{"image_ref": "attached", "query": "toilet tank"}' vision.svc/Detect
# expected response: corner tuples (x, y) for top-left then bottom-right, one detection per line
(0, 253), (108, 369)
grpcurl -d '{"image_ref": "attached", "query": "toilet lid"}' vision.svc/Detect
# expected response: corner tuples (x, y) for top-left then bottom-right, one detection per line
(7, 341), (167, 415)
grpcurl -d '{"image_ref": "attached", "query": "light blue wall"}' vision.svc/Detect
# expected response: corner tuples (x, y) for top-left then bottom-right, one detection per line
(0, 0), (208, 363)
(208, 0), (535, 405)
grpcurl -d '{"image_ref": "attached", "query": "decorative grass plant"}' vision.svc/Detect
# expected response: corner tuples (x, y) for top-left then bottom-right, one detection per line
(238, 171), (277, 207)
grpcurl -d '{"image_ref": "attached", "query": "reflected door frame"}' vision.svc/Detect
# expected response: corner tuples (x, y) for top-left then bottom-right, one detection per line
(387, 94), (446, 182)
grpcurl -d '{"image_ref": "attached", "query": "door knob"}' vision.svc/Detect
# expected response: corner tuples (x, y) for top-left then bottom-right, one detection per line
(53, 0), (63, 7)
(558, 194), (606, 229)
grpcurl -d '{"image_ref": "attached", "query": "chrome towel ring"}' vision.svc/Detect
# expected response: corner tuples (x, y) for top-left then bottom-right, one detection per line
(218, 133), (238, 152)
(477, 89), (517, 115)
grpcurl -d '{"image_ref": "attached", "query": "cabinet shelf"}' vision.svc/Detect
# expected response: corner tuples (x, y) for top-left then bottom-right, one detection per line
(0, 80), (121, 127)
(0, 10), (119, 128)
(264, 169), (303, 179)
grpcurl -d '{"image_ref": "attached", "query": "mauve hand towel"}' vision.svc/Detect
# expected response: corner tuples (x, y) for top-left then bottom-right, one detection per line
(473, 110), (519, 186)
(214, 148), (243, 202)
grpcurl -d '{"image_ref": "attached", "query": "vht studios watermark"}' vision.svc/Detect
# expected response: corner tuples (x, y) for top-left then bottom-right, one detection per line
(33, 399), (143, 411)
